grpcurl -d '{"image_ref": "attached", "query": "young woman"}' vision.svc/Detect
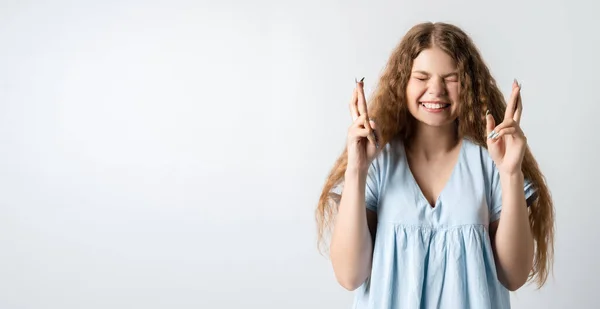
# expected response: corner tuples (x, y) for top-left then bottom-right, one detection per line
(316, 22), (554, 308)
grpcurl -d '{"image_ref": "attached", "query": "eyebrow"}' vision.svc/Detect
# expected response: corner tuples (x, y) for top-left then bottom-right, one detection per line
(412, 70), (459, 78)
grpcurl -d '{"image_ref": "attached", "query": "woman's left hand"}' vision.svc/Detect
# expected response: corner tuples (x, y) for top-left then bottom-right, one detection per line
(486, 80), (527, 175)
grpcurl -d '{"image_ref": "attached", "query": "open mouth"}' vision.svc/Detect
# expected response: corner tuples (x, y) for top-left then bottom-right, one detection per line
(420, 102), (450, 111)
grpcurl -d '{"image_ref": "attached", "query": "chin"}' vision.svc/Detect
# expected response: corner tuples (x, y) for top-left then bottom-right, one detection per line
(422, 119), (454, 127)
(415, 117), (456, 128)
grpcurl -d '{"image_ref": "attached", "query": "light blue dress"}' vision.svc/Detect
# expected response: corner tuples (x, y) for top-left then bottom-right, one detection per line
(333, 137), (535, 309)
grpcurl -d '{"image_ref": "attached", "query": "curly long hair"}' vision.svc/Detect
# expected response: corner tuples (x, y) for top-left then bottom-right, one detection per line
(316, 22), (554, 288)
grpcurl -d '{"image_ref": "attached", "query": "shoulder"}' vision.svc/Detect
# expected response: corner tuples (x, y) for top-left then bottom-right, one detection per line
(458, 138), (499, 192)
(364, 136), (410, 187)
(461, 138), (495, 173)
(372, 135), (405, 168)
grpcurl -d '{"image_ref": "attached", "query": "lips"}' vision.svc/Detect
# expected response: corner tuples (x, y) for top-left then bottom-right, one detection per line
(420, 101), (450, 110)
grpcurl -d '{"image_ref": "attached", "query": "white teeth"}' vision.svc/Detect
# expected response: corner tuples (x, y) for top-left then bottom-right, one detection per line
(422, 103), (447, 109)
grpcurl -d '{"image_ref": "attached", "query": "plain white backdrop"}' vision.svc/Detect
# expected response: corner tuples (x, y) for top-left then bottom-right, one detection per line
(0, 0), (598, 308)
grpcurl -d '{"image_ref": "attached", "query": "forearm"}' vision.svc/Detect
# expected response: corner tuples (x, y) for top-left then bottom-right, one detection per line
(330, 168), (373, 290)
(493, 171), (534, 290)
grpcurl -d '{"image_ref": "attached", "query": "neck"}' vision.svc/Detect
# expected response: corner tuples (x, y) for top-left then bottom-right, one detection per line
(407, 122), (460, 159)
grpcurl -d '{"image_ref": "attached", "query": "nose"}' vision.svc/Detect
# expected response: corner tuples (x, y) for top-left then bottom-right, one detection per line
(427, 77), (447, 96)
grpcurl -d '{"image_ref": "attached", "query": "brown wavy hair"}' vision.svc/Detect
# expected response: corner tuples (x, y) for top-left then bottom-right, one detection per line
(316, 22), (554, 288)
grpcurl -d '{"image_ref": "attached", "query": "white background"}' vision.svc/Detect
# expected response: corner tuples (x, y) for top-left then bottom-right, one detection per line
(0, 0), (597, 308)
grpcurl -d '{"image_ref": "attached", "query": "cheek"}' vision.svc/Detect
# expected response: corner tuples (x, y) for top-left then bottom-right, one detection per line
(448, 83), (460, 102)
(406, 82), (425, 103)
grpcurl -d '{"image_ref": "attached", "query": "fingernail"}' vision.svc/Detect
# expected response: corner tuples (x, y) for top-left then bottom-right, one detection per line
(355, 77), (357, 84)
(514, 78), (522, 89)
(486, 110), (490, 116)
(360, 77), (365, 83)
(492, 132), (500, 140)
(487, 130), (496, 139)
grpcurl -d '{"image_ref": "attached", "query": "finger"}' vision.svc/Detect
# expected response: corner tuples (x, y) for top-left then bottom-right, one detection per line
(514, 85), (523, 124)
(351, 114), (375, 138)
(492, 126), (523, 140)
(489, 118), (519, 140)
(351, 127), (372, 138)
(504, 79), (520, 121)
(349, 87), (359, 121)
(349, 116), (372, 138)
(356, 78), (378, 147)
(368, 119), (379, 148)
(492, 119), (515, 133)
(486, 110), (496, 137)
(353, 117), (378, 148)
(356, 78), (369, 119)
(352, 113), (368, 127)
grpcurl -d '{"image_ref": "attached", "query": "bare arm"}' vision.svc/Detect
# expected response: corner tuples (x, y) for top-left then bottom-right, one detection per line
(486, 80), (535, 291)
(490, 171), (534, 291)
(330, 78), (379, 291)
(329, 168), (378, 291)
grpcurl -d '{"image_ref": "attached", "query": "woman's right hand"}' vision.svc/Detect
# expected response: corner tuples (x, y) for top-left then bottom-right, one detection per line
(346, 78), (380, 173)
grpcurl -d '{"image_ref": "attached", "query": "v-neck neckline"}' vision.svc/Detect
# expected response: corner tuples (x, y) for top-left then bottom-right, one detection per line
(402, 139), (466, 209)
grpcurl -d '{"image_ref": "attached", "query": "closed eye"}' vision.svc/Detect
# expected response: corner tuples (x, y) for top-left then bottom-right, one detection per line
(412, 70), (459, 82)
(444, 73), (459, 82)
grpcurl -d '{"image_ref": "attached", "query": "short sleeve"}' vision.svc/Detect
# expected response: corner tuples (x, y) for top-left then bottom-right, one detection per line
(330, 160), (380, 212)
(489, 163), (537, 222)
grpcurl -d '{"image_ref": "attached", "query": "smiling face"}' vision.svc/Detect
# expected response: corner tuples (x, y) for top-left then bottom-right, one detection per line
(406, 46), (461, 128)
